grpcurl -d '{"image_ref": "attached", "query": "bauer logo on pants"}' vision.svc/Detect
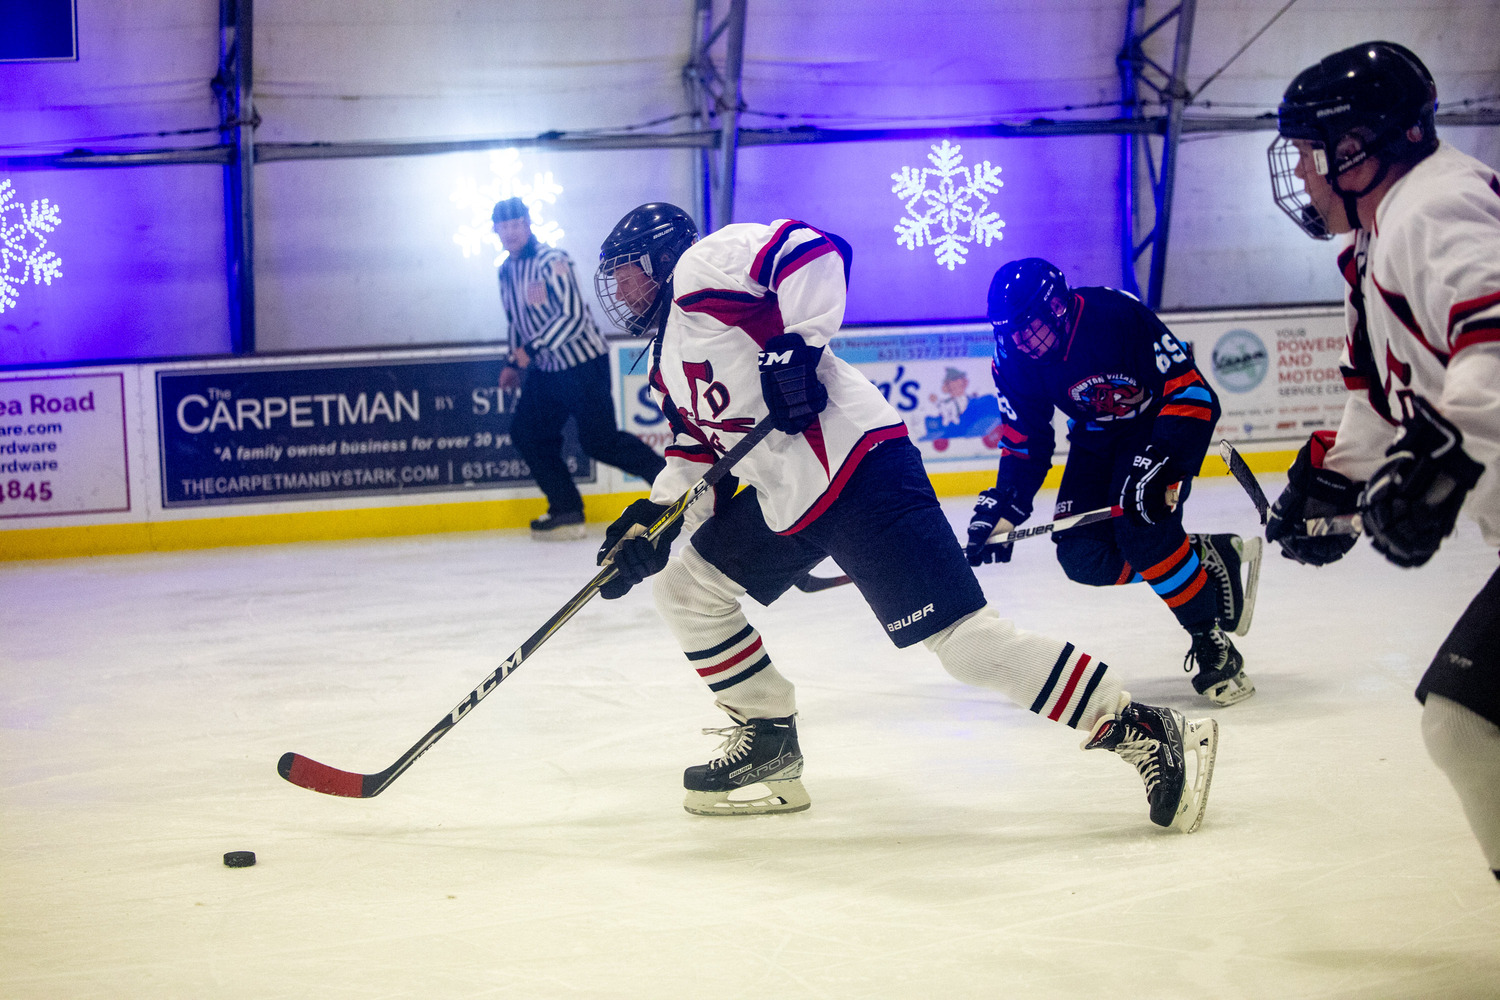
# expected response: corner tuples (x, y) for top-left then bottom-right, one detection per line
(886, 602), (935, 633)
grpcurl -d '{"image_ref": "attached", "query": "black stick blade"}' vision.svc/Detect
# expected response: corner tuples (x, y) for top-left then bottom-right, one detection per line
(794, 572), (851, 593)
(278, 751), (375, 798)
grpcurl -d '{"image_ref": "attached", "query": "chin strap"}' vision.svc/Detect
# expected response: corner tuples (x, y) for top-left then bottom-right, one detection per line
(1330, 157), (1396, 230)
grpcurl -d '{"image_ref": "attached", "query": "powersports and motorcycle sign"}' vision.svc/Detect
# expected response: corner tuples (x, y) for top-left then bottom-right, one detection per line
(156, 358), (589, 508)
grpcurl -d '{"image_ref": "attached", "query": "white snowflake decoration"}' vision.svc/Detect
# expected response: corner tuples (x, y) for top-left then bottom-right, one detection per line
(451, 149), (564, 267)
(892, 140), (1004, 270)
(0, 179), (63, 313)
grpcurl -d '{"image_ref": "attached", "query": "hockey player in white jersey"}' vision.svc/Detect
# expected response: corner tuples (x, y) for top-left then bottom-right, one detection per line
(1267, 41), (1500, 881)
(590, 203), (1219, 831)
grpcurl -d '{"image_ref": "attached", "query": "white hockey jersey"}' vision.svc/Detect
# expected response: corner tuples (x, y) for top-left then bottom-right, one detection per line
(646, 220), (908, 533)
(1323, 143), (1500, 550)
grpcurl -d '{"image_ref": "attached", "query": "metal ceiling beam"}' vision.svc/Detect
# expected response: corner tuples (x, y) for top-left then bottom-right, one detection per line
(2, 114), (1491, 171)
(213, 0), (256, 353)
(682, 0), (747, 232)
(1119, 0), (1197, 310)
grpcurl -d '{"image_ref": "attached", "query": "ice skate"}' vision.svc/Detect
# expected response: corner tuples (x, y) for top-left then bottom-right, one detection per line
(1185, 624), (1255, 706)
(1191, 532), (1262, 636)
(683, 715), (810, 816)
(530, 509), (587, 540)
(1083, 694), (1218, 833)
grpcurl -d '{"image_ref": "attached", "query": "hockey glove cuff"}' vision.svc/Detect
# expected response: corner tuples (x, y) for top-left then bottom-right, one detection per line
(966, 486), (1032, 565)
(1266, 431), (1362, 566)
(597, 499), (682, 599)
(758, 333), (828, 435)
(1361, 394), (1484, 569)
(1120, 445), (1178, 526)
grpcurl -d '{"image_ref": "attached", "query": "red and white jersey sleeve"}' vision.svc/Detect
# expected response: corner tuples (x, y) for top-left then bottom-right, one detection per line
(646, 220), (908, 533)
(1323, 143), (1500, 547)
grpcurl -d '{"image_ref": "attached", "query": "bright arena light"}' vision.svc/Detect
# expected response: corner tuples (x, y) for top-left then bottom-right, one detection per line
(451, 149), (564, 267)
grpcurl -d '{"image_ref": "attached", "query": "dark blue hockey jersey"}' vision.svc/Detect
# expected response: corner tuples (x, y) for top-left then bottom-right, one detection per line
(990, 286), (1221, 500)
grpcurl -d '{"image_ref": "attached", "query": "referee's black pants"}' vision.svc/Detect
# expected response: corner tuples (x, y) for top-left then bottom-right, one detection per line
(511, 356), (665, 515)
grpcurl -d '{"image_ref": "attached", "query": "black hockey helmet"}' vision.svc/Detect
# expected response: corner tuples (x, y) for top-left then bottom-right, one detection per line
(987, 258), (1074, 361)
(1269, 41), (1438, 238)
(595, 203), (699, 337)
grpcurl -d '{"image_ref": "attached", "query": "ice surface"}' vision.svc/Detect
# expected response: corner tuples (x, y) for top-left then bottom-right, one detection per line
(2, 477), (1498, 999)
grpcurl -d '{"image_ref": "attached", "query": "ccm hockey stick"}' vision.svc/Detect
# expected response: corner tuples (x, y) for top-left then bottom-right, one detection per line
(1218, 439), (1361, 535)
(278, 416), (778, 799)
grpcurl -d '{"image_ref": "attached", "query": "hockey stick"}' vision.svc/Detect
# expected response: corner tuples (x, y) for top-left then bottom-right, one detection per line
(987, 503), (1124, 544)
(1218, 439), (1362, 536)
(987, 483), (1181, 545)
(795, 570), (852, 593)
(791, 503), (1136, 595)
(1305, 512), (1363, 536)
(278, 416), (778, 799)
(1219, 440), (1269, 525)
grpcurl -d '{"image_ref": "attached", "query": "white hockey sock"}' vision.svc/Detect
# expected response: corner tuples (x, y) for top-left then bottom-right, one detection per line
(652, 544), (797, 720)
(922, 605), (1123, 732)
(1422, 694), (1500, 873)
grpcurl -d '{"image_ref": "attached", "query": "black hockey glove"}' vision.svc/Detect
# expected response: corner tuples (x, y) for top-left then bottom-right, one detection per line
(966, 486), (1032, 565)
(1119, 444), (1178, 526)
(1360, 393), (1484, 569)
(596, 499), (682, 600)
(1265, 431), (1362, 566)
(758, 333), (828, 435)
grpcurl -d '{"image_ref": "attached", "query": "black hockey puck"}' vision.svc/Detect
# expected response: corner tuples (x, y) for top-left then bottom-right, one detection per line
(223, 851), (256, 868)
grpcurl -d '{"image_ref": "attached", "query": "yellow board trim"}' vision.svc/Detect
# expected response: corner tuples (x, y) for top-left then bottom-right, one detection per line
(1, 449), (1297, 562)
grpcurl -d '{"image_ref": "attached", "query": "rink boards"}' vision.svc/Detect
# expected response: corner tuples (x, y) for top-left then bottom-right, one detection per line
(0, 308), (1342, 559)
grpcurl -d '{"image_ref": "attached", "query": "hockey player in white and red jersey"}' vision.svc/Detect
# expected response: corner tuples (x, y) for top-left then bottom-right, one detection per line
(590, 203), (1219, 830)
(1267, 41), (1500, 881)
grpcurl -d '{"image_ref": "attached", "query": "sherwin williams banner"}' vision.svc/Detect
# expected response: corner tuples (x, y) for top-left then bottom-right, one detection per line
(156, 357), (589, 508)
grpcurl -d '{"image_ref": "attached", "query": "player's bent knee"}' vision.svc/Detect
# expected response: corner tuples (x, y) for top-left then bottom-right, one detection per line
(924, 605), (1020, 685)
(1423, 694), (1500, 779)
(652, 544), (745, 626)
(1055, 537), (1121, 587)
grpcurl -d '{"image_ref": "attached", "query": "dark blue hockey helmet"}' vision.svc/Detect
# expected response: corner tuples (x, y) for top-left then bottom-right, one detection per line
(595, 203), (699, 337)
(988, 258), (1074, 361)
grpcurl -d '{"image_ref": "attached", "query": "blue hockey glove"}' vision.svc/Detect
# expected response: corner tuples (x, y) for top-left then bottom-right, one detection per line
(1266, 431), (1362, 566)
(1361, 394), (1484, 569)
(1119, 444), (1178, 526)
(966, 486), (1032, 565)
(596, 499), (682, 599)
(758, 333), (828, 435)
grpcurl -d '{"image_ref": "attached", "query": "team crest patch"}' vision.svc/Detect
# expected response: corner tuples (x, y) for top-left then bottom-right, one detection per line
(1069, 374), (1149, 421)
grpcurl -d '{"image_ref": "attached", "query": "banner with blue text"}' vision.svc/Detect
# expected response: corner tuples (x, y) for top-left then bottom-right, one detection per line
(156, 358), (589, 508)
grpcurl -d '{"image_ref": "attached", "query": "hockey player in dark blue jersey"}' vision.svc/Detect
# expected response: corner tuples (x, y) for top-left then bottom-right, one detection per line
(967, 258), (1261, 706)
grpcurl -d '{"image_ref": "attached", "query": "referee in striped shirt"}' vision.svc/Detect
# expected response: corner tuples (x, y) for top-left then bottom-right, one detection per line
(493, 198), (665, 538)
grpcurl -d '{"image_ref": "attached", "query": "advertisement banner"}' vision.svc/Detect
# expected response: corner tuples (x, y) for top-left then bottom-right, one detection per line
(156, 357), (590, 508)
(0, 372), (130, 519)
(1176, 309), (1348, 444)
(620, 312), (1348, 480)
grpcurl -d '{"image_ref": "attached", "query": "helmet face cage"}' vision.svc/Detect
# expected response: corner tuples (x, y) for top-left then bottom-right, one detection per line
(1267, 136), (1332, 240)
(989, 259), (1071, 362)
(594, 251), (665, 338)
(595, 203), (697, 337)
(1004, 295), (1069, 360)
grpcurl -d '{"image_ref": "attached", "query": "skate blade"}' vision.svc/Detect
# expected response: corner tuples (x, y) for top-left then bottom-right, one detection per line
(1204, 669), (1255, 706)
(1234, 537), (1263, 636)
(1171, 717), (1219, 834)
(683, 778), (811, 817)
(531, 524), (588, 541)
